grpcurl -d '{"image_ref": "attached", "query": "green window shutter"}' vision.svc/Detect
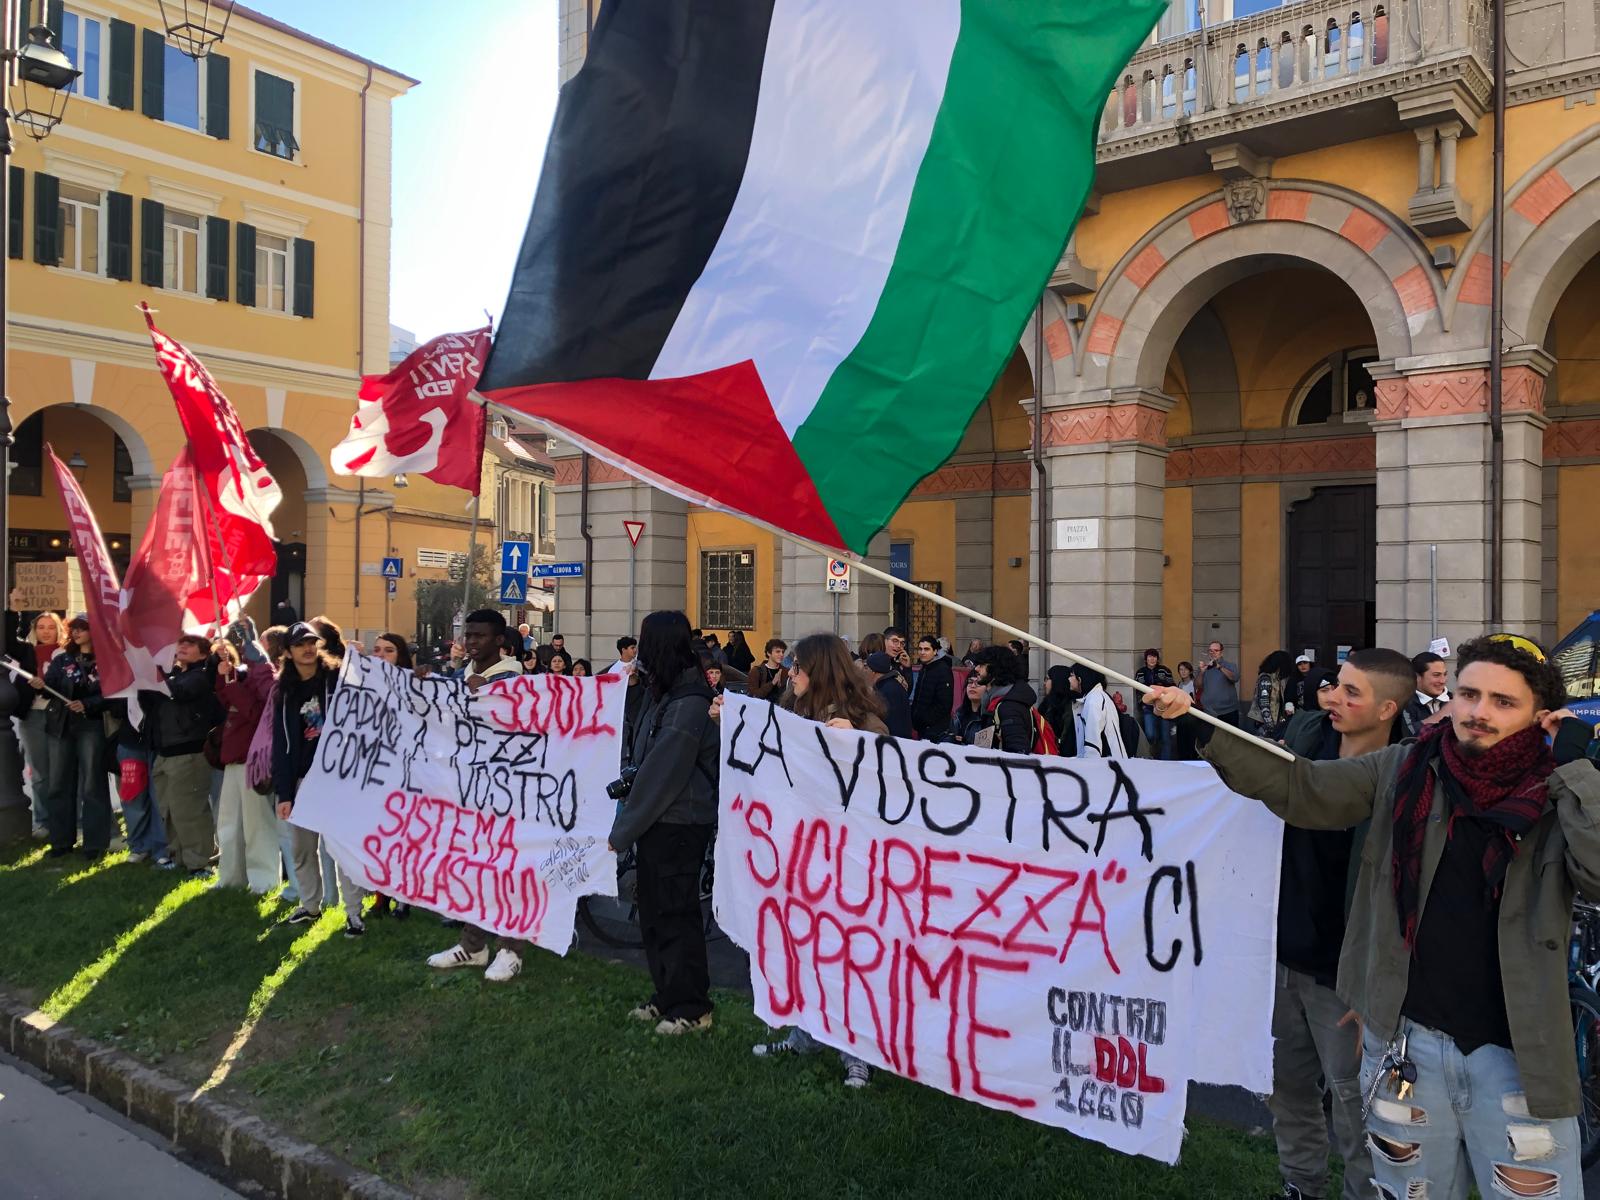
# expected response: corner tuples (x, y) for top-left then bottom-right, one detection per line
(44, 0), (61, 37)
(235, 222), (256, 307)
(205, 52), (229, 139)
(8, 166), (23, 260)
(32, 171), (58, 265)
(205, 216), (229, 300)
(253, 71), (298, 158)
(141, 28), (164, 119)
(108, 19), (136, 110)
(140, 198), (163, 286)
(106, 191), (132, 281)
(292, 237), (314, 317)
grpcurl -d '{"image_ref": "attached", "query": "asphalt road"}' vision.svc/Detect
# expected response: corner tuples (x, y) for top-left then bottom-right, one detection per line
(0, 1052), (241, 1200)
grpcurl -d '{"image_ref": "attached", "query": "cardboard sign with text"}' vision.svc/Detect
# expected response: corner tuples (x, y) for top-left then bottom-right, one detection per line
(292, 654), (625, 953)
(13, 561), (76, 612)
(713, 695), (1282, 1163)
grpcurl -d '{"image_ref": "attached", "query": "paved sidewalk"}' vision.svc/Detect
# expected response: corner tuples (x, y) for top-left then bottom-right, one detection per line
(0, 1051), (240, 1200)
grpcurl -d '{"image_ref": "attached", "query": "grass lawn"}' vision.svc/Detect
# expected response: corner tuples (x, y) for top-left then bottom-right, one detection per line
(0, 841), (1290, 1198)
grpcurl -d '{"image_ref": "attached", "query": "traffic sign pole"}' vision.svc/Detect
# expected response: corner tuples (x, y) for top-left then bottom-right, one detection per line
(624, 520), (645, 642)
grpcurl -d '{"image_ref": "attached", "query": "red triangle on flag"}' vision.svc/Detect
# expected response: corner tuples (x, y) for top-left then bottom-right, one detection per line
(623, 520), (645, 547)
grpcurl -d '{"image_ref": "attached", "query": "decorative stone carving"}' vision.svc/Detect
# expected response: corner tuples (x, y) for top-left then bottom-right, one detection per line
(1223, 177), (1268, 225)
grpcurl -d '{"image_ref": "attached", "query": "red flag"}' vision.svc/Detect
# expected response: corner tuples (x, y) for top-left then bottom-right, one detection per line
(119, 448), (215, 695)
(331, 327), (491, 493)
(47, 445), (134, 698)
(143, 305), (279, 613)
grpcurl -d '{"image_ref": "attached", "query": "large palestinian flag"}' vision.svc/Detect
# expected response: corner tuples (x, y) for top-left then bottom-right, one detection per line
(480, 0), (1164, 553)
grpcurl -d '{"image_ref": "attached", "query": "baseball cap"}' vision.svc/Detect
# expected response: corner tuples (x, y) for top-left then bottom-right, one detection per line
(864, 652), (895, 675)
(1294, 654), (1312, 665)
(285, 621), (321, 645)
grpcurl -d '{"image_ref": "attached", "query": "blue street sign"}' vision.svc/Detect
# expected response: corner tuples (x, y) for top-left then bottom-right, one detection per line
(500, 573), (529, 603)
(500, 541), (532, 574)
(531, 562), (584, 579)
(386, 578), (398, 596)
(381, 556), (403, 579)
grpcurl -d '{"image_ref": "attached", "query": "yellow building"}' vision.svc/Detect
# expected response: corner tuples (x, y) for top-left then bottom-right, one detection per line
(4, 2), (490, 646)
(550, 1), (1600, 682)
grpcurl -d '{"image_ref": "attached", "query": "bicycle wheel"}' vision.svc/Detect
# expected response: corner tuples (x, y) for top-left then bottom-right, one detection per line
(1571, 983), (1600, 1169)
(577, 853), (644, 951)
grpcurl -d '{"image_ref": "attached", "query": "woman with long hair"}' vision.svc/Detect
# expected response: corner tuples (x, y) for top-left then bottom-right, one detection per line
(19, 610), (65, 837)
(952, 673), (988, 745)
(571, 658), (592, 678)
(724, 629), (755, 674)
(41, 617), (109, 858)
(856, 632), (885, 662)
(1172, 662), (1201, 759)
(547, 651), (571, 676)
(1070, 663), (1129, 759)
(372, 632), (414, 670)
(753, 632), (885, 1088)
(611, 611), (720, 1036)
(214, 631), (278, 891)
(1038, 665), (1077, 757)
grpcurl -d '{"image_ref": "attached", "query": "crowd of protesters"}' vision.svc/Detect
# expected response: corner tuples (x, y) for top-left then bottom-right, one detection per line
(10, 600), (1600, 1197)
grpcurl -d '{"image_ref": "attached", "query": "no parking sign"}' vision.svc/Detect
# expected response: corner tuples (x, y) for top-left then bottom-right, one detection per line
(825, 558), (851, 593)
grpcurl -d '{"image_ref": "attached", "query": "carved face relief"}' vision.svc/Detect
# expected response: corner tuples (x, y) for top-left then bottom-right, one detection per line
(1224, 177), (1268, 224)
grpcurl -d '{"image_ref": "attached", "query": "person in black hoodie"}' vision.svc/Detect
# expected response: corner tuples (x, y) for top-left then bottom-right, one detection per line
(970, 645), (1037, 754)
(609, 611), (719, 1036)
(41, 617), (110, 858)
(272, 623), (365, 937)
(910, 635), (954, 743)
(1261, 648), (1412, 1200)
(141, 634), (220, 875)
(864, 652), (915, 738)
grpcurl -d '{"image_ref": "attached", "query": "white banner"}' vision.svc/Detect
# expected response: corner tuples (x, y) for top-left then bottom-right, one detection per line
(292, 654), (626, 953)
(713, 695), (1282, 1163)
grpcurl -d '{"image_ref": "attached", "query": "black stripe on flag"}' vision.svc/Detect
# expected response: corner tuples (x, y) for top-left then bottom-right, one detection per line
(480, 0), (778, 391)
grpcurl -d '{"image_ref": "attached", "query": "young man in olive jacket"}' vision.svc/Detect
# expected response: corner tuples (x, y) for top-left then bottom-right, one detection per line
(1147, 636), (1600, 1199)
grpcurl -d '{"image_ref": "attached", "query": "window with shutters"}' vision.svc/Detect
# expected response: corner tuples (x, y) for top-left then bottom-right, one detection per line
(58, 182), (104, 275)
(59, 8), (104, 101)
(253, 69), (299, 160)
(163, 210), (202, 294)
(255, 231), (289, 311)
(416, 548), (454, 570)
(163, 44), (204, 131)
(699, 549), (755, 631)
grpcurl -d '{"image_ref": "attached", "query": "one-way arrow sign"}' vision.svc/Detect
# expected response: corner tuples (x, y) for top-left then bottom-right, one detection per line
(500, 541), (530, 574)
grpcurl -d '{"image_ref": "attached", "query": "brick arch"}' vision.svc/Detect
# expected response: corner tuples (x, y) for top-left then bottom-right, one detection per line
(1455, 126), (1600, 348)
(1064, 183), (1440, 393)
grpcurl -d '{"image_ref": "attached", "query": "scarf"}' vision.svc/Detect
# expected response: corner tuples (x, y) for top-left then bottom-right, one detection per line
(1391, 720), (1554, 947)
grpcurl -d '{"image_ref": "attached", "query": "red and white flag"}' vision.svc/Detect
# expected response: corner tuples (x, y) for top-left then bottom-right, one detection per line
(143, 305), (279, 616)
(47, 445), (134, 698)
(117, 448), (217, 700)
(331, 327), (491, 494)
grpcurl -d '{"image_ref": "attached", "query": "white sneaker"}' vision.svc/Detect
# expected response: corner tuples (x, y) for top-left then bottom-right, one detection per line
(426, 944), (489, 970)
(484, 948), (523, 982)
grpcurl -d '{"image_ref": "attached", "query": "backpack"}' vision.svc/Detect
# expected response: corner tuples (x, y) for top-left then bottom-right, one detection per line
(982, 694), (1059, 755)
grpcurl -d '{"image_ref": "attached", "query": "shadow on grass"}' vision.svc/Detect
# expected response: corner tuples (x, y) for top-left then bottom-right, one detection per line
(1, 841), (1283, 1199)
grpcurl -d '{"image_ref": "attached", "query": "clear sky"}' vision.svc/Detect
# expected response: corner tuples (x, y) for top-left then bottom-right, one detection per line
(256, 1), (561, 341)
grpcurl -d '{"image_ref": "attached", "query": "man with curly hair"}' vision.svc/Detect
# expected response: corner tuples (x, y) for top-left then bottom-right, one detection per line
(1146, 635), (1600, 1200)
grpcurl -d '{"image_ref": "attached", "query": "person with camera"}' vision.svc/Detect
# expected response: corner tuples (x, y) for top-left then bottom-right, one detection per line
(609, 611), (719, 1035)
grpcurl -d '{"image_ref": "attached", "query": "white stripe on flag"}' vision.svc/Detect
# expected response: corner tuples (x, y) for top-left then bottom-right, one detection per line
(648, 0), (961, 437)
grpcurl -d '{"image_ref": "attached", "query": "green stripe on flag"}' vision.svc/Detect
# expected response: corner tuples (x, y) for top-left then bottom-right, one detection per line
(791, 0), (1165, 553)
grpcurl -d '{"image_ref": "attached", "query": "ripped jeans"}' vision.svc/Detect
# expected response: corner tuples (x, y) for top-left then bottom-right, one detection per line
(1359, 1020), (1582, 1199)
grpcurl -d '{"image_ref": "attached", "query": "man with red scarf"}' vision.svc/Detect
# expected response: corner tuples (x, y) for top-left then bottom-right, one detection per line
(1145, 635), (1599, 1200)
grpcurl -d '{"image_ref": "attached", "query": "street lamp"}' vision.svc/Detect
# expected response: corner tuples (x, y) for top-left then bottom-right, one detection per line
(67, 450), (86, 471)
(11, 24), (79, 140)
(157, 0), (235, 59)
(0, 18), (77, 840)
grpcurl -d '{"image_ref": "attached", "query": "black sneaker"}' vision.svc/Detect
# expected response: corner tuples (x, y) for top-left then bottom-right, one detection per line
(285, 907), (320, 925)
(188, 866), (215, 880)
(154, 858), (178, 871)
(1268, 1185), (1314, 1200)
(343, 917), (365, 939)
(45, 846), (74, 859)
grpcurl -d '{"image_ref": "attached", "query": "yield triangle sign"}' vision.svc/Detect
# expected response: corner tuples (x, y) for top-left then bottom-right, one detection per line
(623, 520), (646, 547)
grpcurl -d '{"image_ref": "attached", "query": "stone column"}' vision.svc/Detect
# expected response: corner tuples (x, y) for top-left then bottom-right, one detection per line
(953, 493), (996, 644)
(552, 452), (687, 665)
(1036, 388), (1171, 674)
(779, 534), (892, 646)
(1190, 481), (1242, 663)
(1371, 351), (1550, 653)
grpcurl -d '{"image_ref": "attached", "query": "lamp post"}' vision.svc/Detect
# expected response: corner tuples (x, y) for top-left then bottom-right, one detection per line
(0, 9), (77, 840)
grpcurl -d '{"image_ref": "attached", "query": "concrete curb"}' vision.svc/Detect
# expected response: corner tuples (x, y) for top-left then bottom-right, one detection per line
(0, 994), (414, 1199)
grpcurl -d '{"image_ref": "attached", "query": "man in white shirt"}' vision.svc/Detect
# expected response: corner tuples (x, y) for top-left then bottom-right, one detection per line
(1400, 650), (1450, 739)
(606, 635), (638, 679)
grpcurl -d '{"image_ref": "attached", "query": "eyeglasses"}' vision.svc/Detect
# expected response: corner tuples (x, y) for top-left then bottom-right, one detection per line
(1488, 632), (1547, 663)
